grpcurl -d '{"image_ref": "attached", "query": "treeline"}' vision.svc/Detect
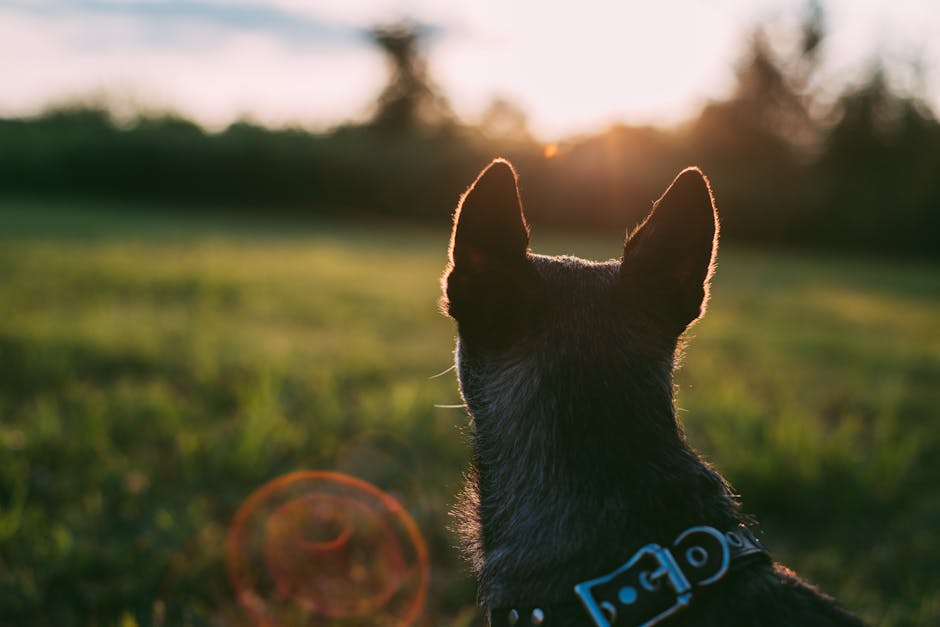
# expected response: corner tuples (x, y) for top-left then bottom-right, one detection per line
(1, 20), (938, 256)
(0, 110), (488, 218)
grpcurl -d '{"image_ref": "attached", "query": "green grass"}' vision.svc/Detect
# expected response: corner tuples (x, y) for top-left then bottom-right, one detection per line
(1, 199), (939, 626)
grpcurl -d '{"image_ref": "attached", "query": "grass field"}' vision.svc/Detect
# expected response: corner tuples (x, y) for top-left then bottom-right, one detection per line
(1, 199), (938, 626)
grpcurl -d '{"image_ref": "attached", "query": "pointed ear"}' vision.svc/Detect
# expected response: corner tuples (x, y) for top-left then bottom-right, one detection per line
(441, 159), (537, 330)
(621, 167), (719, 335)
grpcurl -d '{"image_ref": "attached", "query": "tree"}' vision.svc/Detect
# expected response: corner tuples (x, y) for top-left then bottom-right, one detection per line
(368, 22), (453, 134)
(683, 1), (827, 242)
(816, 65), (940, 251)
(477, 97), (532, 144)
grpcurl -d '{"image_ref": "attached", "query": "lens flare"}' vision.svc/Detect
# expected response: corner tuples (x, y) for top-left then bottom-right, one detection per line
(227, 471), (429, 626)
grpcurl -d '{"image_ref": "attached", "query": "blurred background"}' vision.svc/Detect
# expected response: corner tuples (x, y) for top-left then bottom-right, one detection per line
(1, 0), (939, 625)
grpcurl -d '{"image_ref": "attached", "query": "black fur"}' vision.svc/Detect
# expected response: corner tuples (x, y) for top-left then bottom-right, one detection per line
(442, 159), (865, 626)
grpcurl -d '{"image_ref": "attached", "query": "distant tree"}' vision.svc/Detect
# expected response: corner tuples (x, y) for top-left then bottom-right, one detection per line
(368, 22), (453, 134)
(684, 1), (827, 242)
(816, 65), (940, 250)
(478, 97), (532, 144)
(698, 0), (825, 158)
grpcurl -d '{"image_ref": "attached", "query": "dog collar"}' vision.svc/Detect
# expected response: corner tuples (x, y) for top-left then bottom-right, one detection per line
(489, 524), (770, 627)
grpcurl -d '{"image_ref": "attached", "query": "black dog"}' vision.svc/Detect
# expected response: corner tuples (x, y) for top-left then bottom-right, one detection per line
(441, 159), (865, 626)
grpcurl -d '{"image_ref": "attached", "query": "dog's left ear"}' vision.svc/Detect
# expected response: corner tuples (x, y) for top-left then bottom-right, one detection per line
(620, 167), (719, 335)
(442, 159), (536, 331)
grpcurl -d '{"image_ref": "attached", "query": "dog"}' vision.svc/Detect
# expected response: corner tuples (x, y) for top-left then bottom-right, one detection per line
(440, 159), (865, 626)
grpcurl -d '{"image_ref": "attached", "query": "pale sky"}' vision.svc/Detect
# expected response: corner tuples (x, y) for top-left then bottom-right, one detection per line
(1, 0), (938, 140)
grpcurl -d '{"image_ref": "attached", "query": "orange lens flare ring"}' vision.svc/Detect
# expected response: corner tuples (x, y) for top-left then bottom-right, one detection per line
(227, 471), (429, 626)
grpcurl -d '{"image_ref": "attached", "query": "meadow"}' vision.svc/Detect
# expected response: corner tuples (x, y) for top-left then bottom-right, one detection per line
(0, 199), (938, 626)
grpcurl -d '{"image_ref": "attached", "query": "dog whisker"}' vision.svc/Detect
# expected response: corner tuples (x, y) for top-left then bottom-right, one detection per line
(434, 403), (467, 409)
(428, 364), (456, 379)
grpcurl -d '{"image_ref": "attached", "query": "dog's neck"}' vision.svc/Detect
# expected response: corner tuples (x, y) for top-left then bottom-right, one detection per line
(456, 353), (743, 610)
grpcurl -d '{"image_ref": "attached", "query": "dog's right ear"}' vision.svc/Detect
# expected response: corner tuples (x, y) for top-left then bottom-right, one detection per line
(620, 167), (719, 336)
(441, 159), (537, 332)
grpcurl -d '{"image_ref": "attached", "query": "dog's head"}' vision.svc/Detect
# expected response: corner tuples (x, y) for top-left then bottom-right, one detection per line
(442, 158), (718, 431)
(440, 158), (720, 593)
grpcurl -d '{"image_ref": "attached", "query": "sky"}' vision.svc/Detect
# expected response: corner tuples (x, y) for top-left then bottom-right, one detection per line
(1, 0), (939, 140)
